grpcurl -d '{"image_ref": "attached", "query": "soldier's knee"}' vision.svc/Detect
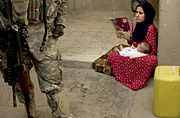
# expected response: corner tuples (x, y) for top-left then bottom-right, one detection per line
(47, 89), (70, 118)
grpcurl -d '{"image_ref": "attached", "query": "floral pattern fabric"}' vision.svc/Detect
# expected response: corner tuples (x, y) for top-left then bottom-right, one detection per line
(108, 23), (158, 90)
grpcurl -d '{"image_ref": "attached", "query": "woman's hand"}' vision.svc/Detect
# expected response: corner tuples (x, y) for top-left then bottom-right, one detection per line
(116, 31), (130, 41)
(116, 31), (124, 38)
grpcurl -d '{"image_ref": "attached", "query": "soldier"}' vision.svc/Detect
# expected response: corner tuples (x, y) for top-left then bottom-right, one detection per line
(0, 0), (72, 118)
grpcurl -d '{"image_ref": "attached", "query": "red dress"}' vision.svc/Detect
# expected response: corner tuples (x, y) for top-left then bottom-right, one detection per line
(108, 22), (158, 90)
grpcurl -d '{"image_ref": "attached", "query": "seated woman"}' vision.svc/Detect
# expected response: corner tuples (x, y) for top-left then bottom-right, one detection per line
(108, 1), (158, 90)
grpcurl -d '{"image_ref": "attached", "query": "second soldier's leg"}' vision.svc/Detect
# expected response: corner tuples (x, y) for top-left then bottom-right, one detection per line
(33, 37), (71, 118)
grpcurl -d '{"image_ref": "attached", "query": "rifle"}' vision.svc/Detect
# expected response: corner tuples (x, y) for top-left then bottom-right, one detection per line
(0, 0), (33, 118)
(1, 24), (33, 118)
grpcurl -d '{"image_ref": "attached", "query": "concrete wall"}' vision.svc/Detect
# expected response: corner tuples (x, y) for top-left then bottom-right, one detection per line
(66, 0), (131, 19)
(67, 0), (159, 21)
(67, 0), (180, 66)
(158, 0), (180, 65)
(148, 0), (159, 25)
(67, 0), (130, 11)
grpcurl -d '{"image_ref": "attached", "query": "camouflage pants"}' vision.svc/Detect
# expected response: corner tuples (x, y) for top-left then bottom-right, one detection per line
(1, 0), (65, 112)
(1, 41), (64, 112)
(34, 39), (64, 111)
(33, 39), (63, 94)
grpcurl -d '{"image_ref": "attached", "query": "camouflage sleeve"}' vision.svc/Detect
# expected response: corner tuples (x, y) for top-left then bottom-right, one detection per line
(52, 0), (67, 38)
(55, 0), (67, 27)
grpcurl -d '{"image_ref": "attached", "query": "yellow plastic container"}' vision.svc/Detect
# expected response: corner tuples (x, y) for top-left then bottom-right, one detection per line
(153, 66), (180, 118)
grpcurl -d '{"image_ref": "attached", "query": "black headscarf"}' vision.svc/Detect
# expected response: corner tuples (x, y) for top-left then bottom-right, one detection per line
(132, 1), (155, 42)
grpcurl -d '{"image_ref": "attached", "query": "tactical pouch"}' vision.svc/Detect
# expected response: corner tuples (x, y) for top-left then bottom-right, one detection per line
(28, 0), (41, 24)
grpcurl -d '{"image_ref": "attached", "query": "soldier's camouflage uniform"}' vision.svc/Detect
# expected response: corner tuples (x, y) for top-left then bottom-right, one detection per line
(0, 0), (70, 118)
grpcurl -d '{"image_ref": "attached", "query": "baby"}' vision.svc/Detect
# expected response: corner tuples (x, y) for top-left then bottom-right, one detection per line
(114, 42), (152, 59)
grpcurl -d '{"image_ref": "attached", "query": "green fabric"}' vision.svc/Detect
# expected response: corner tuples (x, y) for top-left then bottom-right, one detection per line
(0, 14), (11, 31)
(0, 0), (4, 12)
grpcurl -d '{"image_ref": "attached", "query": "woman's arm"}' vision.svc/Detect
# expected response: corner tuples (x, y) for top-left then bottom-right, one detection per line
(127, 21), (137, 45)
(122, 21), (136, 45)
(130, 53), (148, 59)
(144, 24), (158, 55)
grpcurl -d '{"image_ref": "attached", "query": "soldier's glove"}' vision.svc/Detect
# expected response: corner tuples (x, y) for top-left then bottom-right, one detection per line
(0, 14), (11, 31)
(52, 24), (65, 38)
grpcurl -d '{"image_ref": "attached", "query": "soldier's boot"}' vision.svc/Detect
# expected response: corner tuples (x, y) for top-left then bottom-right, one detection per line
(51, 89), (71, 118)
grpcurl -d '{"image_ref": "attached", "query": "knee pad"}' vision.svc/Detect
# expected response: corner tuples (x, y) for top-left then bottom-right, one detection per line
(53, 89), (70, 118)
